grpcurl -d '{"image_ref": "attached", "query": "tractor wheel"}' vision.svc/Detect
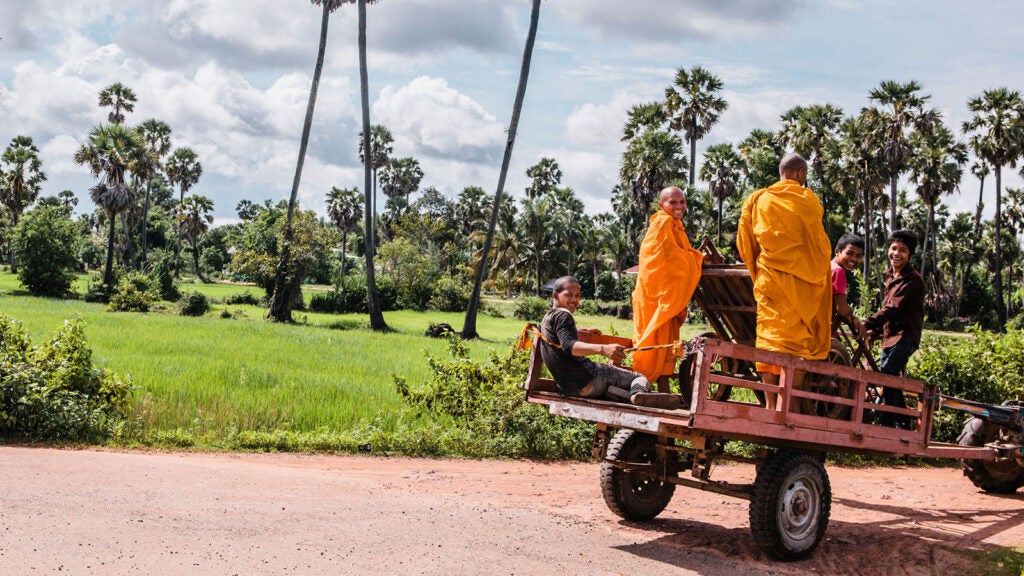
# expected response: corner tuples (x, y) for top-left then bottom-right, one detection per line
(695, 331), (753, 402)
(749, 450), (831, 560)
(600, 429), (675, 521)
(959, 418), (1024, 494)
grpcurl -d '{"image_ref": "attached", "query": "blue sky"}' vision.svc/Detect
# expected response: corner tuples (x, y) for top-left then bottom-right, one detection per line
(2, 0), (1023, 224)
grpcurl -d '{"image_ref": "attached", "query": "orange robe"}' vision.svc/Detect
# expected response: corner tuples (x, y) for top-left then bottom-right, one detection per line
(631, 210), (704, 380)
(736, 179), (832, 367)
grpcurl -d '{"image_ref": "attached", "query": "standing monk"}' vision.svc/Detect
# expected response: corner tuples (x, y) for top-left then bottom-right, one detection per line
(631, 186), (704, 384)
(736, 153), (832, 408)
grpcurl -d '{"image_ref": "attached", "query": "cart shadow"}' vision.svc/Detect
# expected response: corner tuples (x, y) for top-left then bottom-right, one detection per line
(612, 498), (1024, 575)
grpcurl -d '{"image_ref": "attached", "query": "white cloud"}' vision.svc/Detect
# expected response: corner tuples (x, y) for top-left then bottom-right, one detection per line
(374, 76), (504, 163)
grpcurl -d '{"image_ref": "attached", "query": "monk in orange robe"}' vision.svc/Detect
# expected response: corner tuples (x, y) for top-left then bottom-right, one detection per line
(736, 153), (832, 408)
(631, 186), (704, 383)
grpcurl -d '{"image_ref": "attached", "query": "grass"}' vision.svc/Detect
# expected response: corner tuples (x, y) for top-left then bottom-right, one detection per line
(0, 270), (642, 449)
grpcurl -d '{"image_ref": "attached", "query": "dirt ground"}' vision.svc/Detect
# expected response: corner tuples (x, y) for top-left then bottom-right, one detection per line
(2, 446), (1023, 575)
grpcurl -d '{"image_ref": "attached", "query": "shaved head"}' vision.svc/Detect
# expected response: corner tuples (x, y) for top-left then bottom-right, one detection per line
(779, 153), (808, 185)
(659, 186), (685, 203)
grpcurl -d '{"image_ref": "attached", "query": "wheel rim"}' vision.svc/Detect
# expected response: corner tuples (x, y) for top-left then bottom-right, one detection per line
(626, 445), (669, 503)
(777, 469), (820, 550)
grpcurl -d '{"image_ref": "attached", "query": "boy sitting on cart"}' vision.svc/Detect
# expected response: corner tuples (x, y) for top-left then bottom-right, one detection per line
(537, 276), (681, 410)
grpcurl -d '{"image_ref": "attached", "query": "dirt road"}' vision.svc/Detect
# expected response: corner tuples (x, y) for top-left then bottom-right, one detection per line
(2, 447), (1022, 575)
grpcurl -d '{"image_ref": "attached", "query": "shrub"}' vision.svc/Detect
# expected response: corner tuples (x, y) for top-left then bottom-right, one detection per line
(150, 256), (180, 301)
(309, 291), (342, 314)
(225, 291), (261, 306)
(178, 291), (210, 316)
(13, 206), (80, 297)
(595, 271), (619, 302)
(109, 271), (158, 312)
(513, 296), (548, 322)
(910, 328), (1024, 443)
(428, 275), (470, 312)
(395, 335), (594, 459)
(0, 314), (133, 441)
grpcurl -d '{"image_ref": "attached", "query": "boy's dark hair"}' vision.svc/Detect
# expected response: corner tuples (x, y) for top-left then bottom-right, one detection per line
(886, 229), (918, 255)
(835, 233), (864, 251)
(552, 275), (580, 295)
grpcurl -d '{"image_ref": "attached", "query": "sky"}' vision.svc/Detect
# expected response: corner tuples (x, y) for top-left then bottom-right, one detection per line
(2, 0), (1024, 226)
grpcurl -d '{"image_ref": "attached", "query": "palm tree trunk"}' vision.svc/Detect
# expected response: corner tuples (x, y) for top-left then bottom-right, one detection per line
(270, 3), (330, 322)
(972, 175), (985, 252)
(889, 174), (899, 234)
(104, 212), (117, 288)
(8, 212), (18, 273)
(358, 0), (387, 331)
(338, 231), (348, 290)
(921, 202), (933, 284)
(688, 136), (697, 188)
(175, 189), (184, 278)
(995, 166), (1006, 329)
(862, 187), (872, 288)
(120, 212), (136, 269)
(716, 196), (723, 246)
(461, 0), (541, 339)
(592, 260), (598, 299)
(141, 177), (152, 266)
(192, 241), (207, 283)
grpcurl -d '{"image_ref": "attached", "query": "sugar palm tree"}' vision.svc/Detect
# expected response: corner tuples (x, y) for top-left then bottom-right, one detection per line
(525, 157), (561, 199)
(74, 123), (144, 288)
(177, 194), (214, 283)
(778, 103), (844, 230)
(462, 0), (541, 339)
(354, 0), (387, 330)
(137, 119), (173, 267)
(326, 185), (363, 287)
(908, 122), (967, 281)
(962, 87), (1024, 328)
(863, 80), (936, 234)
(620, 128), (687, 247)
(164, 147), (203, 278)
(664, 65), (728, 187)
(622, 102), (667, 142)
(270, 0), (353, 322)
(700, 142), (746, 246)
(738, 128), (783, 190)
(357, 123), (393, 235)
(1, 135), (47, 270)
(98, 82), (137, 125)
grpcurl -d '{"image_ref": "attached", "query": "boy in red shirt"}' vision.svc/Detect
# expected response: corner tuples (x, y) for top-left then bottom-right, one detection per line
(831, 233), (864, 335)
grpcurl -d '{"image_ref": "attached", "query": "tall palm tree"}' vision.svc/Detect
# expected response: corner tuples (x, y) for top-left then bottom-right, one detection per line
(98, 82), (137, 125)
(962, 87), (1024, 328)
(356, 0), (387, 331)
(177, 194), (214, 283)
(619, 128), (687, 249)
(908, 122), (967, 281)
(664, 65), (728, 187)
(164, 147), (203, 278)
(970, 158), (990, 252)
(137, 119), (173, 267)
(379, 157), (423, 207)
(270, 0), (352, 322)
(357, 123), (393, 235)
(699, 142), (746, 245)
(778, 103), (844, 230)
(326, 185), (363, 287)
(73, 124), (144, 288)
(1, 135), (46, 270)
(520, 196), (553, 296)
(863, 80), (935, 234)
(622, 102), (667, 142)
(461, 0), (541, 339)
(738, 128), (783, 190)
(525, 157), (561, 199)
(550, 186), (585, 273)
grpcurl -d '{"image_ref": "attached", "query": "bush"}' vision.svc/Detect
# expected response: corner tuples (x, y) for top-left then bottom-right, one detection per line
(109, 271), (158, 312)
(910, 328), (1024, 443)
(225, 291), (261, 306)
(513, 296), (548, 322)
(428, 276), (470, 312)
(595, 271), (619, 302)
(0, 314), (133, 441)
(395, 335), (594, 459)
(150, 256), (180, 302)
(13, 206), (80, 298)
(309, 291), (343, 314)
(178, 291), (210, 316)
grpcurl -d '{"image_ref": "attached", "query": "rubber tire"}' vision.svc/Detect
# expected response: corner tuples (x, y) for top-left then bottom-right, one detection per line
(600, 429), (675, 521)
(696, 331), (743, 402)
(749, 450), (831, 561)
(959, 418), (1024, 494)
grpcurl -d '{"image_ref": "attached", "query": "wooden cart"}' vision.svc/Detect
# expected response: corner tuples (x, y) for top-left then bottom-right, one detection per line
(523, 260), (1024, 561)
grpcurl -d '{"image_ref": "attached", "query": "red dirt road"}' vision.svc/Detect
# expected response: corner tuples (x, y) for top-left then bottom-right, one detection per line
(2, 446), (1023, 575)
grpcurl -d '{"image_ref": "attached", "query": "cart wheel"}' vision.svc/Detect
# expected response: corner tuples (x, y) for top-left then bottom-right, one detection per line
(959, 418), (1024, 494)
(600, 429), (675, 521)
(800, 339), (854, 420)
(749, 450), (831, 561)
(695, 331), (752, 402)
